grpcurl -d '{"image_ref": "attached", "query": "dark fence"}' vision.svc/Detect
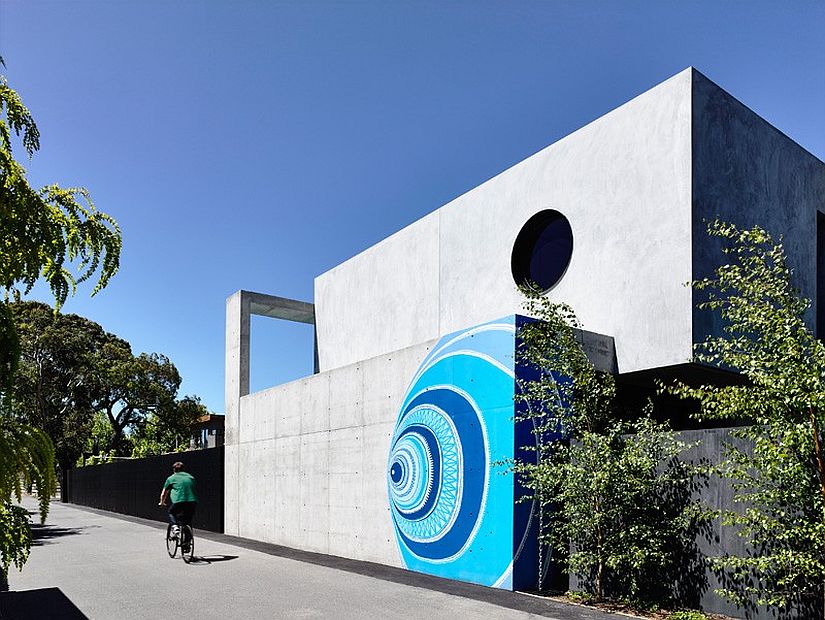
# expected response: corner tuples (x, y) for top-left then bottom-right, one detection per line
(65, 447), (224, 533)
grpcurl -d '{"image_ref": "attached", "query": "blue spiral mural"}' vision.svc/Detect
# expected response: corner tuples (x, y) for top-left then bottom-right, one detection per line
(387, 318), (518, 588)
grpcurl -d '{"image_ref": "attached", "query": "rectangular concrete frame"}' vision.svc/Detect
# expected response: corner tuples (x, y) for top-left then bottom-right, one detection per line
(224, 291), (315, 535)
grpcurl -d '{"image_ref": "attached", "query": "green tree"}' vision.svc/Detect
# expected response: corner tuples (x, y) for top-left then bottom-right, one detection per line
(0, 62), (121, 324)
(512, 289), (707, 604)
(9, 301), (202, 460)
(8, 301), (112, 469)
(89, 349), (182, 455)
(0, 417), (56, 579)
(131, 396), (208, 458)
(0, 60), (121, 578)
(79, 411), (114, 463)
(670, 221), (825, 615)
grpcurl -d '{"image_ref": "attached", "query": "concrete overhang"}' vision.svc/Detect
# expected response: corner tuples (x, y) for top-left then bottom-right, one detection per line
(245, 291), (315, 324)
(225, 290), (316, 401)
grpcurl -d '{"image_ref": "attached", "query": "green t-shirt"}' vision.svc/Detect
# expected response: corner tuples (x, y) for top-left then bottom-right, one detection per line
(164, 472), (198, 504)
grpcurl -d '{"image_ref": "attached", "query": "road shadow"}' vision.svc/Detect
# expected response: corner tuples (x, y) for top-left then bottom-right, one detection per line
(0, 587), (88, 619)
(186, 554), (239, 565)
(30, 523), (98, 546)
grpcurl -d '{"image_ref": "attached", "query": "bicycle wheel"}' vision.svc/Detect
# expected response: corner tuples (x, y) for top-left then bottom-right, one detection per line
(180, 525), (194, 563)
(166, 524), (178, 558)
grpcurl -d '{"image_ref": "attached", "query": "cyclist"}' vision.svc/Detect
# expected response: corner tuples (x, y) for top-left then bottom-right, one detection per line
(158, 461), (198, 540)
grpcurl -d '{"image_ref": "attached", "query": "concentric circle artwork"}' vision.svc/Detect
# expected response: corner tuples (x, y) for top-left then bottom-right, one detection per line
(387, 319), (517, 587)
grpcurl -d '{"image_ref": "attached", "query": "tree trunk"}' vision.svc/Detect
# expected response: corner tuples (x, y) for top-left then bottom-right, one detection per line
(594, 495), (604, 600)
(59, 466), (69, 503)
(36, 357), (47, 430)
(106, 405), (130, 454)
(537, 493), (544, 591)
(808, 409), (825, 620)
(809, 408), (825, 504)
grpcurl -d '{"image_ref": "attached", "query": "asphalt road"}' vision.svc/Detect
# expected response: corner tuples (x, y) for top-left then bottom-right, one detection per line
(1, 499), (626, 620)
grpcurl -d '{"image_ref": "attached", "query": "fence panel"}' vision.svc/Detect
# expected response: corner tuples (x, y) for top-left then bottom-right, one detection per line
(66, 447), (224, 533)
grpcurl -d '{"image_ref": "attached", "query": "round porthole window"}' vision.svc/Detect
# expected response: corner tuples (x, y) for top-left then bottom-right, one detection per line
(511, 210), (574, 293)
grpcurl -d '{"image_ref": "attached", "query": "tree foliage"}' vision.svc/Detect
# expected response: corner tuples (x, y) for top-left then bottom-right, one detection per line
(8, 301), (203, 462)
(0, 59), (121, 579)
(87, 346), (182, 455)
(79, 412), (114, 463)
(0, 62), (121, 316)
(0, 301), (20, 390)
(0, 417), (56, 578)
(512, 288), (707, 604)
(670, 221), (825, 614)
(131, 396), (208, 458)
(7, 301), (111, 468)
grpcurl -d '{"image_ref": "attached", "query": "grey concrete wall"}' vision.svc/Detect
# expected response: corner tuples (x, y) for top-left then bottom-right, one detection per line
(313, 68), (825, 380)
(659, 428), (754, 619)
(224, 291), (245, 535)
(314, 68), (695, 376)
(691, 69), (825, 343)
(314, 215), (440, 377)
(224, 337), (435, 566)
(672, 428), (818, 620)
(224, 69), (825, 607)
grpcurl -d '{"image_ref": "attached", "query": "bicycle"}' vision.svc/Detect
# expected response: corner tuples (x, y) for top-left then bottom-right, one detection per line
(166, 522), (195, 563)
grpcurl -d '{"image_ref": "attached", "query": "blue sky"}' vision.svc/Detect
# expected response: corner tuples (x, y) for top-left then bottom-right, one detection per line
(1, 1), (823, 412)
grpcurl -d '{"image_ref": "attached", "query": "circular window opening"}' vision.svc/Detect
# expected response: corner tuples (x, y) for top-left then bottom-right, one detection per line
(511, 210), (574, 293)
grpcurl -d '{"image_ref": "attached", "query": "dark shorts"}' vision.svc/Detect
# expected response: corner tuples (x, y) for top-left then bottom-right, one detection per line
(168, 501), (197, 526)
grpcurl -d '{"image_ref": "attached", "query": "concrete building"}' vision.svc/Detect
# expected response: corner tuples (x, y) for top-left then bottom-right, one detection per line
(224, 68), (825, 592)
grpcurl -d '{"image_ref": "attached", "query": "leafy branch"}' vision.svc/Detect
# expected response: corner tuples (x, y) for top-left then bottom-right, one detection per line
(669, 220), (825, 614)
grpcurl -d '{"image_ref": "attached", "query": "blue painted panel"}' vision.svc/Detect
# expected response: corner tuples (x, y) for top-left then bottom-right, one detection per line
(512, 315), (543, 591)
(386, 315), (565, 590)
(512, 315), (572, 590)
(387, 318), (517, 588)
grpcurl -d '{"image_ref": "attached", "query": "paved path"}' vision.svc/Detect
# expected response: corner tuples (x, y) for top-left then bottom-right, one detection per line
(1, 499), (626, 620)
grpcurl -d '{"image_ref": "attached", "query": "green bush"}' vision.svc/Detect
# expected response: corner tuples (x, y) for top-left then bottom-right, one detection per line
(512, 289), (710, 604)
(667, 611), (709, 620)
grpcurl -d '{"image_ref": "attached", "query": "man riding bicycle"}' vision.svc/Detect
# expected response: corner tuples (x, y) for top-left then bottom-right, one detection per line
(158, 461), (198, 539)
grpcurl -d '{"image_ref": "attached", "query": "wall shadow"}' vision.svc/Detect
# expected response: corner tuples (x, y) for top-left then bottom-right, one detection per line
(0, 587), (88, 619)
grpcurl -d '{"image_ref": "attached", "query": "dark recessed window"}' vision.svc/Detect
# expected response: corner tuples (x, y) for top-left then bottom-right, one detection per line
(511, 210), (574, 293)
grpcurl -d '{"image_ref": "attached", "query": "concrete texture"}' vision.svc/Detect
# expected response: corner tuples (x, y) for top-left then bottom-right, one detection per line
(224, 68), (825, 599)
(314, 213), (440, 375)
(224, 292), (244, 536)
(312, 68), (825, 375)
(225, 290), (316, 536)
(691, 69), (825, 342)
(315, 68), (695, 374)
(224, 315), (615, 579)
(667, 428), (817, 620)
(1, 498), (630, 620)
(225, 337), (435, 569)
(225, 290), (315, 407)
